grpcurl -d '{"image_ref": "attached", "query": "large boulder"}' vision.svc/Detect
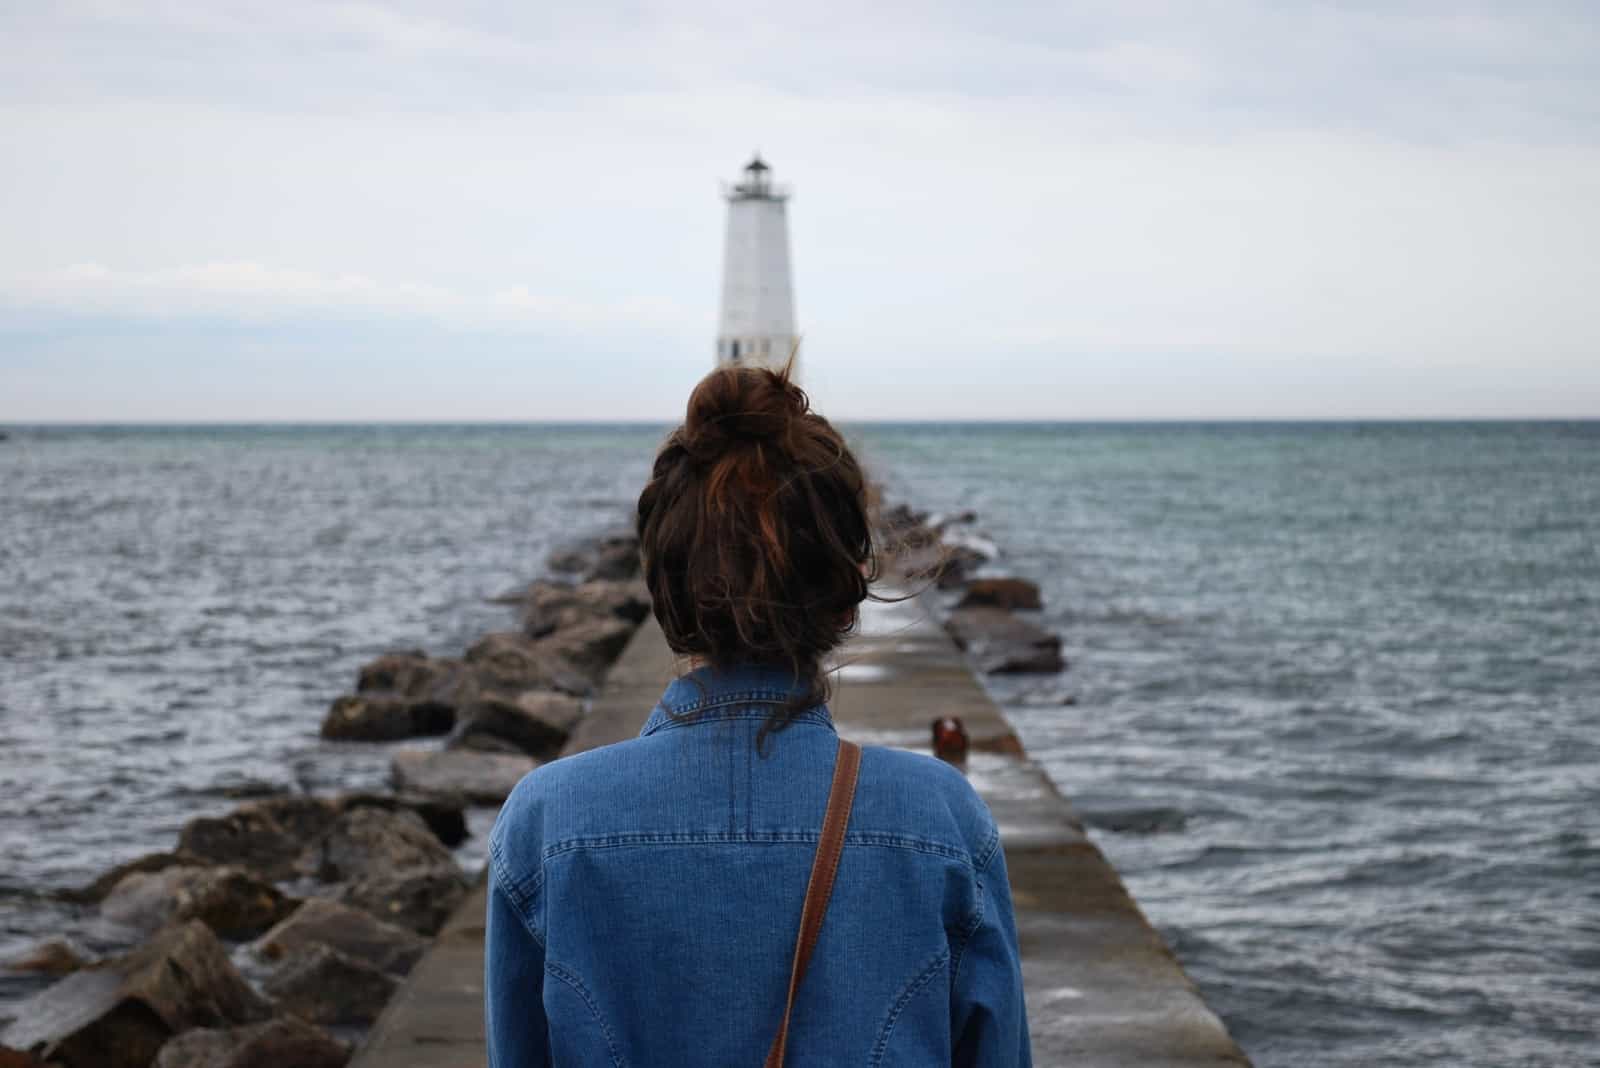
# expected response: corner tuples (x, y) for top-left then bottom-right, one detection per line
(0, 921), (270, 1068)
(585, 537), (641, 582)
(532, 617), (635, 684)
(101, 866), (296, 940)
(237, 797), (339, 842)
(67, 852), (197, 904)
(251, 899), (425, 978)
(262, 946), (397, 1027)
(956, 578), (1043, 612)
(319, 652), (469, 741)
(319, 694), (455, 742)
(354, 650), (461, 699)
(544, 530), (640, 582)
(521, 579), (650, 638)
(391, 748), (538, 805)
(177, 809), (301, 882)
(944, 607), (1065, 674)
(449, 690), (582, 758)
(464, 632), (593, 695)
(301, 808), (456, 884)
(336, 866), (470, 936)
(335, 792), (468, 848)
(153, 1018), (349, 1068)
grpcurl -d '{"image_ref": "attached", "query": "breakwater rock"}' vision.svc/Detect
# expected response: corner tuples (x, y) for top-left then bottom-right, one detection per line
(2, 526), (648, 1068)
(874, 495), (1067, 678)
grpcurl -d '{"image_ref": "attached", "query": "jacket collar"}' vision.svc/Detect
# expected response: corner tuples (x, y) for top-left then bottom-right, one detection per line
(639, 661), (835, 737)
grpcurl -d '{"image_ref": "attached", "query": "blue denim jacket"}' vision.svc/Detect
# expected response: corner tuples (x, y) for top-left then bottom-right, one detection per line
(486, 662), (1032, 1066)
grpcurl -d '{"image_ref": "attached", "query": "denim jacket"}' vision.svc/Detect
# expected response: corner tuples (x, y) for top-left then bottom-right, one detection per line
(486, 662), (1032, 1067)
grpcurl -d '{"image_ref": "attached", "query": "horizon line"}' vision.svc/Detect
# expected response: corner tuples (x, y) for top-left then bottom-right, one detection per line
(5, 416), (1600, 428)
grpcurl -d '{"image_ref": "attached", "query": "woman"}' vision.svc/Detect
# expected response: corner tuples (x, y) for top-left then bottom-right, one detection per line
(486, 363), (1031, 1066)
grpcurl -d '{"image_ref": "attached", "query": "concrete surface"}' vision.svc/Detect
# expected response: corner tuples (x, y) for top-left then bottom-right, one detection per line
(350, 590), (1251, 1067)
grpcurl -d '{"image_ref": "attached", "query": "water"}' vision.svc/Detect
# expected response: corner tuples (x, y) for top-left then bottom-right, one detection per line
(3, 422), (1597, 1066)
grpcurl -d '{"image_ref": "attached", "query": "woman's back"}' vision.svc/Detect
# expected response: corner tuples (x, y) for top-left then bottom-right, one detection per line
(485, 361), (1030, 1065)
(486, 663), (1030, 1066)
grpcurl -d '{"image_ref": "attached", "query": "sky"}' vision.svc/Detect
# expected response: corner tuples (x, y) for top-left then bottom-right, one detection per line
(1, 1), (1597, 421)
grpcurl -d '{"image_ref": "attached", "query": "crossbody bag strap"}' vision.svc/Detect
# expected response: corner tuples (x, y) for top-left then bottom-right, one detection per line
(763, 738), (862, 1068)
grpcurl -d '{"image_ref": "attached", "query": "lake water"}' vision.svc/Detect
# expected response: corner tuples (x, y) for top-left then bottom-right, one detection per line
(3, 422), (1596, 1066)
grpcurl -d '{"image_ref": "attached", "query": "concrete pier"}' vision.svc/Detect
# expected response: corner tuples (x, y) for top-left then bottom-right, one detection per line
(352, 590), (1251, 1067)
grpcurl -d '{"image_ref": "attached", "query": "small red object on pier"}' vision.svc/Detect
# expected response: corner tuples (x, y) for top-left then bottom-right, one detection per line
(931, 715), (969, 767)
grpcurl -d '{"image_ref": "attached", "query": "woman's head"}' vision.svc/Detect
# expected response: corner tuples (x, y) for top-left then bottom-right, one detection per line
(636, 360), (880, 748)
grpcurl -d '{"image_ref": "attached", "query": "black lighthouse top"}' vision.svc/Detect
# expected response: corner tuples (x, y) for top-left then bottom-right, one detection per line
(727, 155), (787, 202)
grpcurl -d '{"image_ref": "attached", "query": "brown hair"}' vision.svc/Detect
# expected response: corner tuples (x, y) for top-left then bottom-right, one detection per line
(636, 359), (882, 754)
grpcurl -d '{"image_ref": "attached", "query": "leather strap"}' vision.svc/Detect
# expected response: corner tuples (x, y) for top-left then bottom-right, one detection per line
(763, 738), (861, 1068)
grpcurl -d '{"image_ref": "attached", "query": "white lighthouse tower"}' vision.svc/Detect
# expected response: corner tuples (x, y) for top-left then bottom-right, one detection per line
(716, 156), (798, 374)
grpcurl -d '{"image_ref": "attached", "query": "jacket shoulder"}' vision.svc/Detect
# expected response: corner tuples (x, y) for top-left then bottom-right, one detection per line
(858, 744), (1001, 870)
(488, 743), (623, 890)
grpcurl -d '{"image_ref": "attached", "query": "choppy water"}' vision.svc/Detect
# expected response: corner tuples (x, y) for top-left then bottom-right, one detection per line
(3, 422), (1597, 1066)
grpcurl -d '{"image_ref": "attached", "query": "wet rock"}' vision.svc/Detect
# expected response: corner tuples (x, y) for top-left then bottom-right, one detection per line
(1, 921), (269, 1068)
(319, 693), (456, 742)
(465, 632), (593, 695)
(521, 579), (651, 638)
(237, 797), (339, 843)
(391, 748), (538, 805)
(153, 1018), (349, 1068)
(944, 607), (1064, 674)
(101, 866), (296, 940)
(66, 851), (197, 904)
(1078, 805), (1188, 835)
(301, 808), (456, 884)
(252, 899), (425, 978)
(546, 545), (592, 574)
(336, 792), (468, 848)
(450, 690), (582, 757)
(532, 616), (635, 684)
(878, 503), (930, 534)
(337, 865), (469, 936)
(263, 945), (398, 1027)
(585, 538), (640, 582)
(2, 938), (89, 976)
(957, 578), (1043, 612)
(450, 730), (529, 755)
(178, 809), (300, 882)
(355, 650), (461, 698)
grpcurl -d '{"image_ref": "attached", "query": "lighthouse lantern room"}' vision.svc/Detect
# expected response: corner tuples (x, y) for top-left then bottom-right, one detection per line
(716, 155), (798, 375)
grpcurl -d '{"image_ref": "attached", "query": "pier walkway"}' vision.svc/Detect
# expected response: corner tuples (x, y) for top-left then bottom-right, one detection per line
(352, 592), (1250, 1067)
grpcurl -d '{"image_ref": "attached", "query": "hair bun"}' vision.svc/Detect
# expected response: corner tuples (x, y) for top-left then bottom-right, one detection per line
(682, 366), (808, 458)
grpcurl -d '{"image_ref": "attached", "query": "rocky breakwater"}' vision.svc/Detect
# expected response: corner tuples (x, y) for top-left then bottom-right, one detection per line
(0, 528), (650, 1068)
(876, 500), (1067, 679)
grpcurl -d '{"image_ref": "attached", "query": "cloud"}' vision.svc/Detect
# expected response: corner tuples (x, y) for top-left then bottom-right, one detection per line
(1, 2), (1597, 418)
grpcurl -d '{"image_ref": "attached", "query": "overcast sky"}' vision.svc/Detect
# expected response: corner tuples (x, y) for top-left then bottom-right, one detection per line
(2, 2), (1597, 421)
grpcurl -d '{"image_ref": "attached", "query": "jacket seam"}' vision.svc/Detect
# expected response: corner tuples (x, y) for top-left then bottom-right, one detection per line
(545, 959), (625, 1068)
(540, 830), (980, 866)
(642, 704), (835, 736)
(665, 688), (819, 715)
(488, 836), (547, 950)
(973, 821), (1002, 873)
(949, 839), (998, 989)
(869, 950), (951, 1068)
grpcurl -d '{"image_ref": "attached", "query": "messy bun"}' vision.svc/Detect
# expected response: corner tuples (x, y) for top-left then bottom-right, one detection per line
(637, 361), (881, 754)
(679, 365), (806, 459)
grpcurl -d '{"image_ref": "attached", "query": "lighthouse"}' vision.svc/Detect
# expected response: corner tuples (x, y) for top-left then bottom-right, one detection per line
(716, 156), (798, 374)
